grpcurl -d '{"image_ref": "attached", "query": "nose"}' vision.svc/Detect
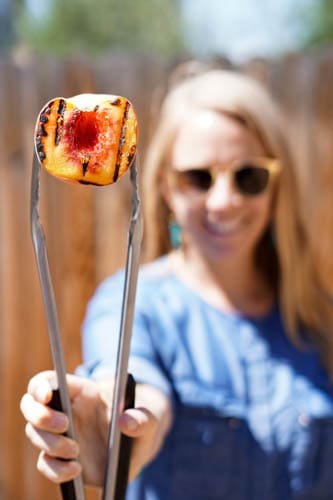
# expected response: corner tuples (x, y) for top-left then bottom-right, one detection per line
(205, 172), (241, 211)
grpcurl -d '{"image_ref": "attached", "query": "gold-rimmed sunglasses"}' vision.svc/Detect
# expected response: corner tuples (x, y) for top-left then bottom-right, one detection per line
(169, 157), (281, 197)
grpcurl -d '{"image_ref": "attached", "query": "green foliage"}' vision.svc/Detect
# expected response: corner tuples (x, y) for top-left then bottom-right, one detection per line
(303, 0), (333, 47)
(15, 0), (185, 57)
(0, 0), (15, 50)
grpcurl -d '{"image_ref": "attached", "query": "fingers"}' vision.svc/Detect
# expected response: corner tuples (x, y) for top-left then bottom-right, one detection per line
(20, 393), (68, 434)
(37, 451), (82, 484)
(25, 422), (79, 460)
(23, 395), (82, 485)
(21, 370), (97, 434)
(27, 370), (89, 404)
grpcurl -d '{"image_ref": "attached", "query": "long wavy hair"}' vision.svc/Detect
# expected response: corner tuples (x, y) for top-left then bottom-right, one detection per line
(141, 68), (333, 373)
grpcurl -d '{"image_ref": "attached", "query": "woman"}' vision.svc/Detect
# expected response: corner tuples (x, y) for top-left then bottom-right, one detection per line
(20, 69), (333, 499)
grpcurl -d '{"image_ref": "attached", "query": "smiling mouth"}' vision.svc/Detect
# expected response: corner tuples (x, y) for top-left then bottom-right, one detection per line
(205, 217), (244, 236)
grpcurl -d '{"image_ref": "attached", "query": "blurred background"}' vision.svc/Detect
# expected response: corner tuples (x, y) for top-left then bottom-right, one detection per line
(0, 0), (333, 498)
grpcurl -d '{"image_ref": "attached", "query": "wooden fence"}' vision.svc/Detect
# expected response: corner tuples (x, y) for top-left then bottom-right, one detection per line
(0, 48), (333, 499)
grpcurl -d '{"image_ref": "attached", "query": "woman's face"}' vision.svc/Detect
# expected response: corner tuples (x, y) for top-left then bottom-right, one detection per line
(166, 110), (276, 265)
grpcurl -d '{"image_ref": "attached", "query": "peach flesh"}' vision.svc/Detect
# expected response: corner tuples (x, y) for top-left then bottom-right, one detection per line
(68, 111), (99, 150)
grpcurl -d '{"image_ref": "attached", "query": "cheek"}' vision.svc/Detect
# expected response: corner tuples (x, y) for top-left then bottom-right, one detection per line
(252, 194), (274, 228)
(169, 193), (202, 225)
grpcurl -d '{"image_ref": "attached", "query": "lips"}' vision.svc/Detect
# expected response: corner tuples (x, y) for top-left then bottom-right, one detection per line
(204, 216), (245, 236)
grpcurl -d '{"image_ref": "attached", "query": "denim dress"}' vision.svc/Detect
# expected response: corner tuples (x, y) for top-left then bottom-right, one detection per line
(80, 257), (333, 500)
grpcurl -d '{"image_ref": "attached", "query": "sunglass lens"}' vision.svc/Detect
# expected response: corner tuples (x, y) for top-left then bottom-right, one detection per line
(235, 166), (269, 195)
(180, 169), (213, 191)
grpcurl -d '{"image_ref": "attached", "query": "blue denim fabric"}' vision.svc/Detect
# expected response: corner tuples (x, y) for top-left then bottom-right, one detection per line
(79, 257), (333, 499)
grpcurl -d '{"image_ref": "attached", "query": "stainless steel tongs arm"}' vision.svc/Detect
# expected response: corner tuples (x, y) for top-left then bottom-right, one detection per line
(103, 157), (143, 500)
(30, 152), (86, 500)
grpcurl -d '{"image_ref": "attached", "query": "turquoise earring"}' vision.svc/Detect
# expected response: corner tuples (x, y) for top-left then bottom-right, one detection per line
(169, 220), (182, 249)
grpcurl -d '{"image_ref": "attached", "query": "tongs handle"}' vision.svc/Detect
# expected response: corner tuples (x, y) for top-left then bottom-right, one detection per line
(48, 389), (77, 500)
(115, 374), (136, 500)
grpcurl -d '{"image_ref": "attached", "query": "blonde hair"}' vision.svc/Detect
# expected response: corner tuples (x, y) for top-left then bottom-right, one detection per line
(142, 67), (333, 372)
(276, 56), (333, 371)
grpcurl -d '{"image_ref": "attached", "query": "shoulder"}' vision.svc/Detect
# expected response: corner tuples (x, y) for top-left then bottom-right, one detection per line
(90, 255), (181, 310)
(139, 255), (174, 283)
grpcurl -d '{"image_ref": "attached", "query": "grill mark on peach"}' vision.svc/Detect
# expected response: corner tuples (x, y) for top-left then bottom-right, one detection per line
(82, 154), (90, 175)
(79, 179), (103, 186)
(40, 114), (49, 123)
(126, 144), (136, 169)
(35, 108), (50, 161)
(36, 137), (46, 161)
(44, 101), (53, 115)
(113, 100), (130, 182)
(55, 98), (66, 146)
(38, 107), (49, 137)
(39, 119), (48, 138)
(35, 135), (46, 161)
(111, 97), (121, 106)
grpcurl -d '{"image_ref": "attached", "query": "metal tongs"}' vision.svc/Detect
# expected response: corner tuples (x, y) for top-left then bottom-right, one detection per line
(31, 151), (143, 500)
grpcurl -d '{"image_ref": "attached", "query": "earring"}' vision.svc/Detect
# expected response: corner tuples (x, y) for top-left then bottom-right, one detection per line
(169, 219), (182, 249)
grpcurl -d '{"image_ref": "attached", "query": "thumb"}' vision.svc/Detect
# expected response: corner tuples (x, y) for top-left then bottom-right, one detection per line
(119, 407), (156, 438)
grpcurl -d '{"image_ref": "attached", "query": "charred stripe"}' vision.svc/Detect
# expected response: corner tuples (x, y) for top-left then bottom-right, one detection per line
(43, 101), (53, 115)
(55, 98), (66, 146)
(37, 150), (46, 161)
(40, 114), (49, 123)
(113, 100), (130, 182)
(36, 125), (47, 162)
(79, 179), (103, 186)
(111, 97), (121, 106)
(82, 154), (90, 176)
(35, 137), (45, 152)
(35, 137), (46, 161)
(39, 121), (48, 137)
(57, 98), (66, 116)
(126, 145), (136, 168)
(35, 137), (44, 151)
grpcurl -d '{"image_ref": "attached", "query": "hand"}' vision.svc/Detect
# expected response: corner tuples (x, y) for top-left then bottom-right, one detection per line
(20, 371), (172, 486)
(20, 370), (109, 486)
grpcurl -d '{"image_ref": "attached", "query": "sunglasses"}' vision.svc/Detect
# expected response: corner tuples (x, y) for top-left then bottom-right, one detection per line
(169, 157), (281, 197)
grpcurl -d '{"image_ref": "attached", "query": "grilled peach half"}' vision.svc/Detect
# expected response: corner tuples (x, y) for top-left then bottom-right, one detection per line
(34, 93), (138, 185)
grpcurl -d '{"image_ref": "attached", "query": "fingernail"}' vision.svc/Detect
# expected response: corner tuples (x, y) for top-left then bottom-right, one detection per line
(52, 414), (68, 430)
(123, 414), (138, 431)
(69, 442), (79, 457)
